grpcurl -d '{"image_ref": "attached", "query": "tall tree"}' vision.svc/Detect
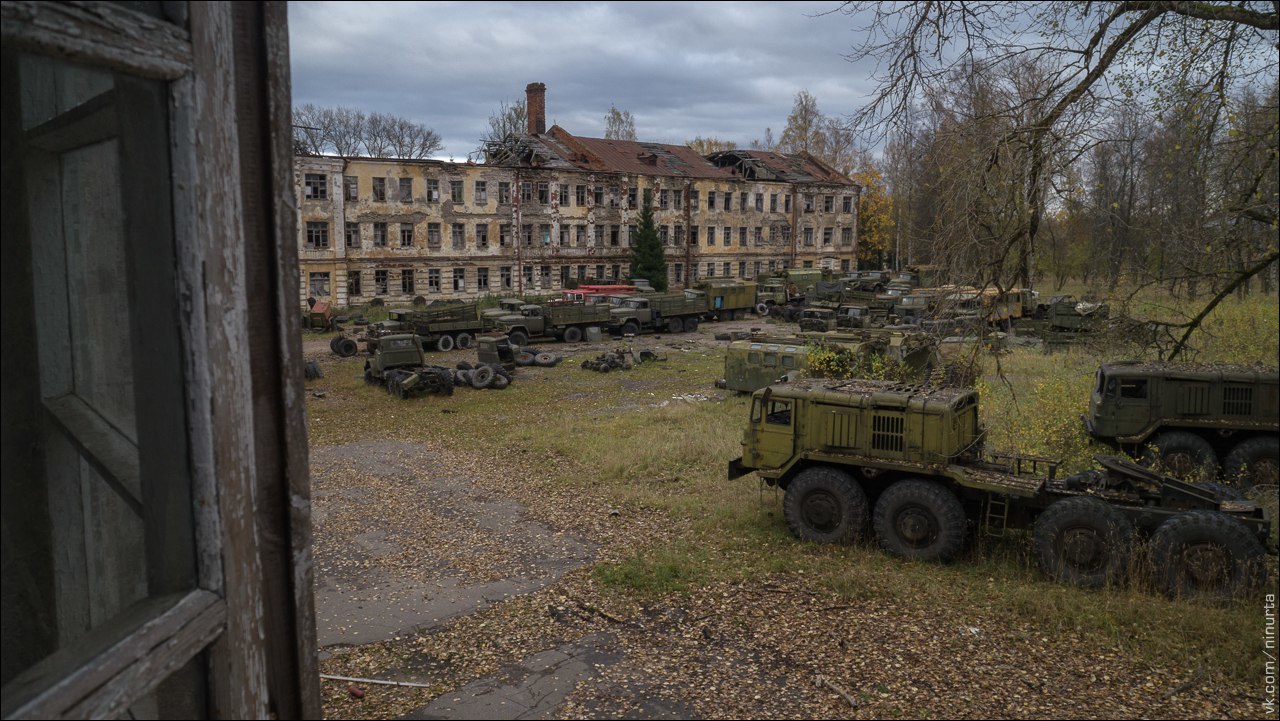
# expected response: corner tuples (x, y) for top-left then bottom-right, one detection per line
(290, 104), (441, 159)
(604, 105), (637, 141)
(476, 98), (528, 159)
(839, 0), (1278, 356)
(629, 191), (667, 292)
(777, 90), (826, 156)
(686, 136), (737, 154)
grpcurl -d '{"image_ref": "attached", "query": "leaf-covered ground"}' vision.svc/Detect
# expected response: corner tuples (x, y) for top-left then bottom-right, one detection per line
(302, 318), (1275, 720)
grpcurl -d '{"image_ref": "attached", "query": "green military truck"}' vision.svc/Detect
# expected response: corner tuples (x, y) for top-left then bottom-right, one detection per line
(720, 329), (939, 393)
(694, 280), (759, 321)
(797, 305), (885, 332)
(482, 298), (529, 331)
(362, 334), (454, 399)
(495, 302), (612, 346)
(361, 303), (487, 353)
(1084, 361), (1279, 488)
(608, 292), (707, 335)
(729, 378), (1272, 597)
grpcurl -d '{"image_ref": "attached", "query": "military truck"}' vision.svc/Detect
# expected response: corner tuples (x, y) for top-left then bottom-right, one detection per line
(495, 302), (612, 346)
(720, 329), (939, 393)
(729, 378), (1272, 596)
(1048, 296), (1109, 332)
(608, 292), (708, 335)
(482, 298), (529, 330)
(798, 305), (885, 332)
(362, 334), (454, 399)
(360, 303), (487, 353)
(476, 333), (516, 371)
(694, 280), (759, 320)
(1084, 362), (1279, 488)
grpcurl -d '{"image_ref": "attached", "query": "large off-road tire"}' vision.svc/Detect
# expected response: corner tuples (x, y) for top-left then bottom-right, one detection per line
(507, 329), (529, 348)
(364, 366), (378, 385)
(515, 351), (535, 367)
(456, 361), (473, 371)
(455, 332), (473, 350)
(470, 365), (495, 389)
(872, 479), (967, 563)
(329, 336), (341, 353)
(756, 303), (769, 316)
(1143, 431), (1219, 481)
(621, 321), (640, 337)
(684, 317), (699, 332)
(783, 466), (868, 545)
(435, 334), (455, 352)
(1223, 436), (1279, 490)
(490, 374), (510, 390)
(563, 326), (583, 343)
(491, 363), (513, 380)
(1033, 496), (1134, 588)
(335, 337), (359, 357)
(666, 317), (684, 333)
(1149, 510), (1266, 599)
(534, 352), (557, 367)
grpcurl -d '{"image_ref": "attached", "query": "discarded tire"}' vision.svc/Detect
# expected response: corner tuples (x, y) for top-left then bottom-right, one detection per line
(470, 365), (495, 388)
(755, 303), (769, 316)
(456, 361), (473, 371)
(515, 351), (535, 366)
(304, 360), (323, 380)
(533, 352), (557, 367)
(490, 374), (510, 390)
(454, 369), (471, 386)
(335, 337), (358, 357)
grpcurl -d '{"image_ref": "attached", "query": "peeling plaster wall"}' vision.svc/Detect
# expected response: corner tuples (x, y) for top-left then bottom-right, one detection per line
(293, 156), (859, 309)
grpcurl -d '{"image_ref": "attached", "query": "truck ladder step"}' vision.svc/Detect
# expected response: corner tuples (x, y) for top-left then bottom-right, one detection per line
(984, 495), (1010, 538)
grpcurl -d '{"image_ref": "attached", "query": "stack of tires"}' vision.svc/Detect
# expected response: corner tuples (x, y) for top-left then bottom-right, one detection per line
(452, 361), (513, 390)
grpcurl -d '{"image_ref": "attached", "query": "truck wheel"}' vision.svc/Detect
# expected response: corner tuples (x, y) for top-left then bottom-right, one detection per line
(455, 333), (473, 350)
(666, 317), (684, 333)
(1143, 431), (1219, 481)
(491, 374), (510, 390)
(685, 317), (699, 332)
(783, 467), (868, 545)
(1033, 497), (1134, 588)
(336, 337), (358, 357)
(435, 334), (455, 352)
(515, 351), (535, 367)
(470, 365), (495, 389)
(872, 479), (967, 563)
(534, 352), (557, 367)
(329, 336), (341, 353)
(563, 326), (583, 343)
(508, 329), (529, 348)
(1223, 436), (1279, 490)
(621, 321), (639, 337)
(1150, 510), (1265, 599)
(364, 366), (378, 385)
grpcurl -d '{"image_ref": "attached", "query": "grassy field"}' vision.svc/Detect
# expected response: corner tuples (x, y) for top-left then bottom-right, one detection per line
(305, 290), (1278, 695)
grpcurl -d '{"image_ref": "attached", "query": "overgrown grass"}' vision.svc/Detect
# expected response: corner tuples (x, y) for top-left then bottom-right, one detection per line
(304, 289), (1278, 686)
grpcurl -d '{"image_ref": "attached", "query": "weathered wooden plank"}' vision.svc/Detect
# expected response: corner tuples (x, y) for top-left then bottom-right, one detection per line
(262, 2), (322, 714)
(43, 394), (142, 517)
(2, 590), (224, 719)
(1, 1), (192, 79)
(186, 3), (269, 718)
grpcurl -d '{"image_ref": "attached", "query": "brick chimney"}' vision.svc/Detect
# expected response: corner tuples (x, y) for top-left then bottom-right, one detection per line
(526, 82), (546, 135)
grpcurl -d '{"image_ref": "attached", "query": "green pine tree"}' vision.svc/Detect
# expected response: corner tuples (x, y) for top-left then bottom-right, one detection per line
(629, 189), (668, 291)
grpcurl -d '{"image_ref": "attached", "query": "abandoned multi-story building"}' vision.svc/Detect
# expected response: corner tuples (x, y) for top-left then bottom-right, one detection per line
(296, 83), (860, 308)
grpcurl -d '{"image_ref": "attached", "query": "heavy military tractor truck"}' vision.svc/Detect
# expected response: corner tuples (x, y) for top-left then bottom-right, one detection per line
(363, 334), (454, 399)
(1084, 362), (1279, 488)
(729, 378), (1272, 597)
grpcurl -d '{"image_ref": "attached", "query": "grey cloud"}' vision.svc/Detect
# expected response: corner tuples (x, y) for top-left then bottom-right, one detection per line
(289, 1), (880, 157)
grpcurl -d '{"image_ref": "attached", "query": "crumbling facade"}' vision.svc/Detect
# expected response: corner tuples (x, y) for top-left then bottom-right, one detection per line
(296, 83), (860, 308)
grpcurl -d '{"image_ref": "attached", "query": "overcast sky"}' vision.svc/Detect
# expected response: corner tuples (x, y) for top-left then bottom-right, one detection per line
(288, 1), (880, 160)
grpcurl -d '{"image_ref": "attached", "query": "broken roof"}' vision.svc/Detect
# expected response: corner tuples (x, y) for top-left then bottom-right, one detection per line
(486, 126), (852, 185)
(706, 149), (856, 186)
